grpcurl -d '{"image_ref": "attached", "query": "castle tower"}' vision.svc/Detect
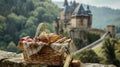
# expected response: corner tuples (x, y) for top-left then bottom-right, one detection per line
(60, 0), (71, 21)
(64, 0), (68, 6)
(70, 4), (92, 30)
(60, 0), (72, 34)
(70, 0), (77, 13)
(87, 5), (92, 28)
(107, 25), (116, 37)
(70, 0), (72, 5)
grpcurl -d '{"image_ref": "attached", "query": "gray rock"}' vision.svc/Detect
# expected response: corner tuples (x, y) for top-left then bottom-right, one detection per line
(0, 50), (117, 67)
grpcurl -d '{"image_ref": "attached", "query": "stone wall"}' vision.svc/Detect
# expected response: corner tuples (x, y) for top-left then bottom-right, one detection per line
(88, 28), (105, 36)
(0, 50), (116, 67)
(0, 51), (48, 67)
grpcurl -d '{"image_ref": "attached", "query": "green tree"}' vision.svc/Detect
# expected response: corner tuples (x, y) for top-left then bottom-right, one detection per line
(0, 0), (59, 53)
(87, 33), (100, 44)
(0, 23), (6, 33)
(73, 38), (83, 49)
(3, 34), (12, 43)
(0, 15), (6, 22)
(7, 13), (25, 31)
(44, 22), (53, 32)
(19, 32), (27, 38)
(102, 38), (120, 67)
(25, 19), (35, 28)
(79, 49), (100, 63)
(7, 41), (17, 52)
(0, 41), (7, 50)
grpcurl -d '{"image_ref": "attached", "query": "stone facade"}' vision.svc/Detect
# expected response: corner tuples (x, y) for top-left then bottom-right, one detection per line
(53, 0), (92, 37)
(106, 25), (116, 37)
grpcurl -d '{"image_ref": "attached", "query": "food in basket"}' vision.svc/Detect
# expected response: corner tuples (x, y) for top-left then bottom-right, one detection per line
(38, 31), (49, 43)
(48, 33), (61, 43)
(17, 23), (71, 66)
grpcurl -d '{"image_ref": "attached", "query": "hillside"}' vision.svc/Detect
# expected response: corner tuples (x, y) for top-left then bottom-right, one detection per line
(0, 0), (59, 53)
(53, 1), (120, 29)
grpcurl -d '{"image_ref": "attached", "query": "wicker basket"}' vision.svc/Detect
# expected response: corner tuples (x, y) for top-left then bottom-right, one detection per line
(18, 23), (69, 66)
(23, 45), (65, 66)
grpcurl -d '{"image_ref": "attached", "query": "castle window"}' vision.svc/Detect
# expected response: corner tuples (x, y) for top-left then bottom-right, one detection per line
(81, 19), (83, 26)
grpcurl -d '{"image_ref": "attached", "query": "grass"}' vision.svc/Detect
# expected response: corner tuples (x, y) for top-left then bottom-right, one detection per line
(115, 42), (120, 61)
(73, 40), (120, 62)
(93, 40), (120, 61)
(93, 45), (104, 58)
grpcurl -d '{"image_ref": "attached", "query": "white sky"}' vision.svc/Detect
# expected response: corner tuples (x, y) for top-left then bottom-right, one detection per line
(52, 0), (120, 9)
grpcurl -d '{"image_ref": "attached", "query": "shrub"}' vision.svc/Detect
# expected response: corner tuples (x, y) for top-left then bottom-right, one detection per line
(79, 49), (100, 63)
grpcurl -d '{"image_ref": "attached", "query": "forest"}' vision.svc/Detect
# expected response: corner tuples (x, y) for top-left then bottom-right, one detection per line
(0, 0), (59, 53)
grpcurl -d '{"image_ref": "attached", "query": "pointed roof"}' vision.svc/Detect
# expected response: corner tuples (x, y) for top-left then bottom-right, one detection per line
(71, 0), (76, 9)
(64, 0), (68, 6)
(63, 0), (71, 14)
(70, 1), (72, 5)
(72, 4), (88, 17)
(87, 5), (90, 10)
(87, 5), (91, 14)
(79, 4), (85, 11)
(73, 0), (76, 6)
(63, 5), (71, 14)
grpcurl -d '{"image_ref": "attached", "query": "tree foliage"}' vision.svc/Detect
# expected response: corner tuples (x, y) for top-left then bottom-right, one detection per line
(73, 33), (100, 49)
(87, 33), (100, 44)
(0, 0), (59, 52)
(7, 41), (17, 52)
(79, 49), (100, 63)
(102, 38), (120, 67)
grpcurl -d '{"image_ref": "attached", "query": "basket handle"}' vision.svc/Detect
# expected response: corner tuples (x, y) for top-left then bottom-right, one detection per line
(34, 23), (46, 38)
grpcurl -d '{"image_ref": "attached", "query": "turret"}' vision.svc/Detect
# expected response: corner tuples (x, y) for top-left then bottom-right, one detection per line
(70, 0), (72, 5)
(87, 5), (91, 14)
(64, 0), (68, 6)
(87, 5), (92, 28)
(71, 0), (76, 10)
(107, 25), (116, 37)
(71, 4), (88, 29)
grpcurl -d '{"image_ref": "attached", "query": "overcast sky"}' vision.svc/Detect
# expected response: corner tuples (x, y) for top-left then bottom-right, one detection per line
(52, 0), (120, 9)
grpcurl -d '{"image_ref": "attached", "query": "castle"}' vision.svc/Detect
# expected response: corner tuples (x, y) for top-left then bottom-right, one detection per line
(53, 0), (116, 51)
(53, 0), (92, 35)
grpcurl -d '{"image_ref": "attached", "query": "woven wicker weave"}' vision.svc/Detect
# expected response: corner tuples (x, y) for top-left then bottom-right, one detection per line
(18, 23), (70, 66)
(23, 45), (66, 66)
